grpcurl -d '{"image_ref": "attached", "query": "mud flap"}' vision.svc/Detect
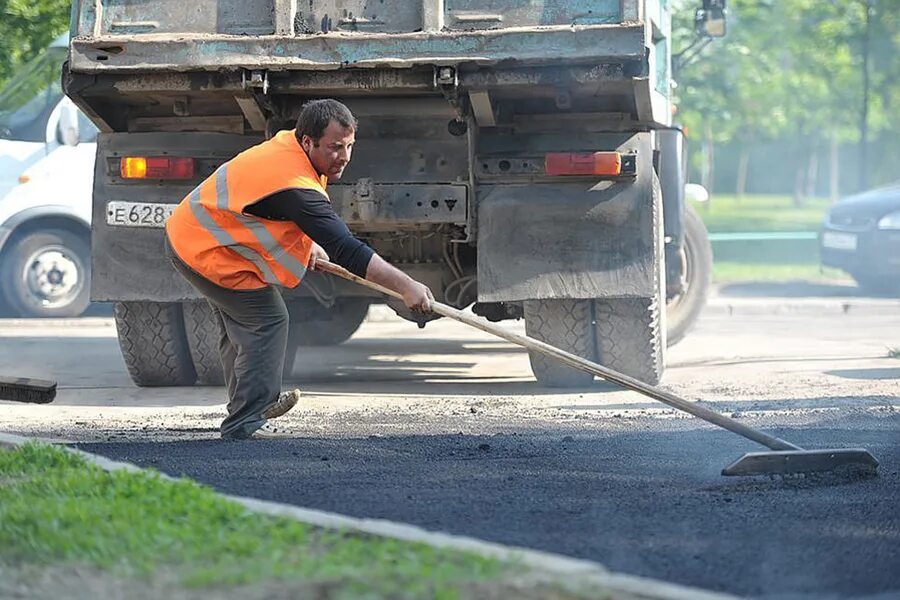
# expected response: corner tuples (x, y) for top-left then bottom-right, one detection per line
(476, 132), (658, 303)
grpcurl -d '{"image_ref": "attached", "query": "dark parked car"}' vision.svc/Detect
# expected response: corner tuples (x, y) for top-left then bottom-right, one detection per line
(820, 184), (900, 295)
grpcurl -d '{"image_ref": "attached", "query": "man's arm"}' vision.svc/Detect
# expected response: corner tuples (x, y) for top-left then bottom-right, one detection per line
(246, 190), (432, 311)
(246, 189), (372, 275)
(365, 254), (433, 312)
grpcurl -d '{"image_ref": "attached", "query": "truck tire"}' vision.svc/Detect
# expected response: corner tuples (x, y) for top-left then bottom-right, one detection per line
(594, 297), (664, 385)
(0, 229), (91, 318)
(666, 203), (713, 346)
(590, 171), (665, 385)
(114, 301), (197, 387)
(295, 298), (369, 346)
(183, 302), (225, 386)
(523, 299), (596, 387)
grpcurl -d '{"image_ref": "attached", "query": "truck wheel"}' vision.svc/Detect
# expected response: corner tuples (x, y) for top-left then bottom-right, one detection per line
(591, 171), (665, 385)
(524, 299), (596, 387)
(283, 298), (369, 378)
(666, 203), (713, 346)
(114, 301), (197, 387)
(594, 297), (664, 385)
(183, 302), (225, 386)
(0, 229), (90, 318)
(294, 298), (369, 346)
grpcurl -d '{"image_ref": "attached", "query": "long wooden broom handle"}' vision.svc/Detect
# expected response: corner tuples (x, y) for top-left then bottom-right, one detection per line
(315, 260), (801, 452)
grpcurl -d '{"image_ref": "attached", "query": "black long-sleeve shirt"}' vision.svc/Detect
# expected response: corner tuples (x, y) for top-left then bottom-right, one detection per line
(244, 189), (374, 278)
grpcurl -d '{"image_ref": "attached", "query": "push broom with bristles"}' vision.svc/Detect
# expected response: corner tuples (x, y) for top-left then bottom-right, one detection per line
(317, 260), (879, 479)
(0, 376), (57, 404)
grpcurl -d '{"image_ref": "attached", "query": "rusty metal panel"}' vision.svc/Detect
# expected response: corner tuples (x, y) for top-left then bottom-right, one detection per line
(296, 0), (424, 34)
(341, 113), (469, 183)
(330, 183), (467, 226)
(69, 25), (645, 72)
(73, 2), (98, 37)
(97, 0), (276, 35)
(445, 0), (621, 30)
(621, 0), (641, 22)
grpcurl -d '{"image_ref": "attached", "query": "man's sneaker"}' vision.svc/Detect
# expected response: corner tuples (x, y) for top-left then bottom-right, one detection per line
(264, 389), (300, 420)
(249, 422), (292, 440)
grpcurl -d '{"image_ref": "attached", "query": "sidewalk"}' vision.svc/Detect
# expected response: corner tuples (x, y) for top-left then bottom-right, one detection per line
(707, 281), (900, 315)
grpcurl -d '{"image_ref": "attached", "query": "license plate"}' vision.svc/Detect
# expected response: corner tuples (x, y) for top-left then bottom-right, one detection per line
(822, 231), (857, 251)
(106, 201), (176, 228)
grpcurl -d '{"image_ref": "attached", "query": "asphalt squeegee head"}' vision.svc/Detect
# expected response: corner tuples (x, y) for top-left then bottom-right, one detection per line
(0, 376), (57, 404)
(317, 260), (879, 480)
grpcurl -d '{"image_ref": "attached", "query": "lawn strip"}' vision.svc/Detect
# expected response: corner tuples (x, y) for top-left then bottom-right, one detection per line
(713, 262), (848, 283)
(0, 443), (618, 599)
(696, 195), (831, 233)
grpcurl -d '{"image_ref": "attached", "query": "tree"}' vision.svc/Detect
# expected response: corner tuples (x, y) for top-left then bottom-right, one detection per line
(0, 0), (71, 87)
(672, 0), (900, 197)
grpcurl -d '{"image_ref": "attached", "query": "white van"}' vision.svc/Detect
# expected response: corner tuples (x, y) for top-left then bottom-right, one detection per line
(0, 35), (97, 317)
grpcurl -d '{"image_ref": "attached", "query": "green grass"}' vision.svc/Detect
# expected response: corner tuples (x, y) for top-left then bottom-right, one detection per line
(693, 195), (849, 283)
(712, 262), (848, 283)
(697, 194), (831, 233)
(0, 443), (530, 598)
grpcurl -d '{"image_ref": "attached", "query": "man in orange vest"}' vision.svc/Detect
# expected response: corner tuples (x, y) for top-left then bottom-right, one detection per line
(165, 99), (433, 439)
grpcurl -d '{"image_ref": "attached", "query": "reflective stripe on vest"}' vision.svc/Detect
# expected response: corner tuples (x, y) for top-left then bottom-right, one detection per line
(186, 185), (280, 284)
(166, 130), (319, 290)
(186, 164), (309, 286)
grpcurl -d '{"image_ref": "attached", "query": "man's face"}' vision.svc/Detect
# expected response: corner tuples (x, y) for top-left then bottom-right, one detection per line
(301, 120), (355, 180)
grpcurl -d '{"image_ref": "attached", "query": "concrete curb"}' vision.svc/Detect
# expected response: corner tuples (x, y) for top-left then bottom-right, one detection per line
(705, 297), (900, 316)
(0, 431), (735, 600)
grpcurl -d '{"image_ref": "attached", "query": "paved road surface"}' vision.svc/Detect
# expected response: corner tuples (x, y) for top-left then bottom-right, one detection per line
(80, 418), (897, 598)
(2, 296), (899, 598)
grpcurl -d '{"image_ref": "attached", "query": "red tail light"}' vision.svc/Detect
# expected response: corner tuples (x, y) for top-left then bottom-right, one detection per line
(545, 152), (622, 176)
(121, 157), (195, 179)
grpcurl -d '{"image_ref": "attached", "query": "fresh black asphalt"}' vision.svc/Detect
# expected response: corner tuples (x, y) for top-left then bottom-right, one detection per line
(79, 416), (900, 598)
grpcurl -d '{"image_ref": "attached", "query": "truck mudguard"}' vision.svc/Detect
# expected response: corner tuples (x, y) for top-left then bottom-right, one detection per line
(477, 132), (659, 303)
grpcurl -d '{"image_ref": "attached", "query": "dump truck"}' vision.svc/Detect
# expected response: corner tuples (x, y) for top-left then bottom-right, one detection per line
(63, 0), (722, 388)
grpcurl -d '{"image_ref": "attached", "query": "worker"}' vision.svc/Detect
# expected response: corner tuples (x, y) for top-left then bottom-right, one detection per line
(164, 99), (433, 439)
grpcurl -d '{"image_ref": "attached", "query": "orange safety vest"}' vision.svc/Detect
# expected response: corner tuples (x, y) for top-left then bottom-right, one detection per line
(165, 130), (328, 290)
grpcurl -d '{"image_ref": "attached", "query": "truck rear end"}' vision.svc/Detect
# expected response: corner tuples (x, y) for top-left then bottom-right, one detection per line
(65, 0), (700, 388)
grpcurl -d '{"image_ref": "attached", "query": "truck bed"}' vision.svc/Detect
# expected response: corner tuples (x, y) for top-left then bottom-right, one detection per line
(68, 0), (648, 73)
(65, 1), (670, 134)
(68, 25), (645, 73)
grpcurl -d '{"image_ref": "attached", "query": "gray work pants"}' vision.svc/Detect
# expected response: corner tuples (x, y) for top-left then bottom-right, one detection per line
(165, 239), (288, 439)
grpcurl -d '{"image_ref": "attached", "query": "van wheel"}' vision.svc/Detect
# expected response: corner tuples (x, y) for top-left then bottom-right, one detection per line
(0, 229), (91, 318)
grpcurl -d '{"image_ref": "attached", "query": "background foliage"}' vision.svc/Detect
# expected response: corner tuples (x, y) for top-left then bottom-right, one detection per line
(673, 0), (900, 199)
(0, 0), (70, 84)
(1, 0), (897, 199)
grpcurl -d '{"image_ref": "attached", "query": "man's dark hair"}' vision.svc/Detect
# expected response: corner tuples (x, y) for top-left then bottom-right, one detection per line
(295, 99), (357, 144)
